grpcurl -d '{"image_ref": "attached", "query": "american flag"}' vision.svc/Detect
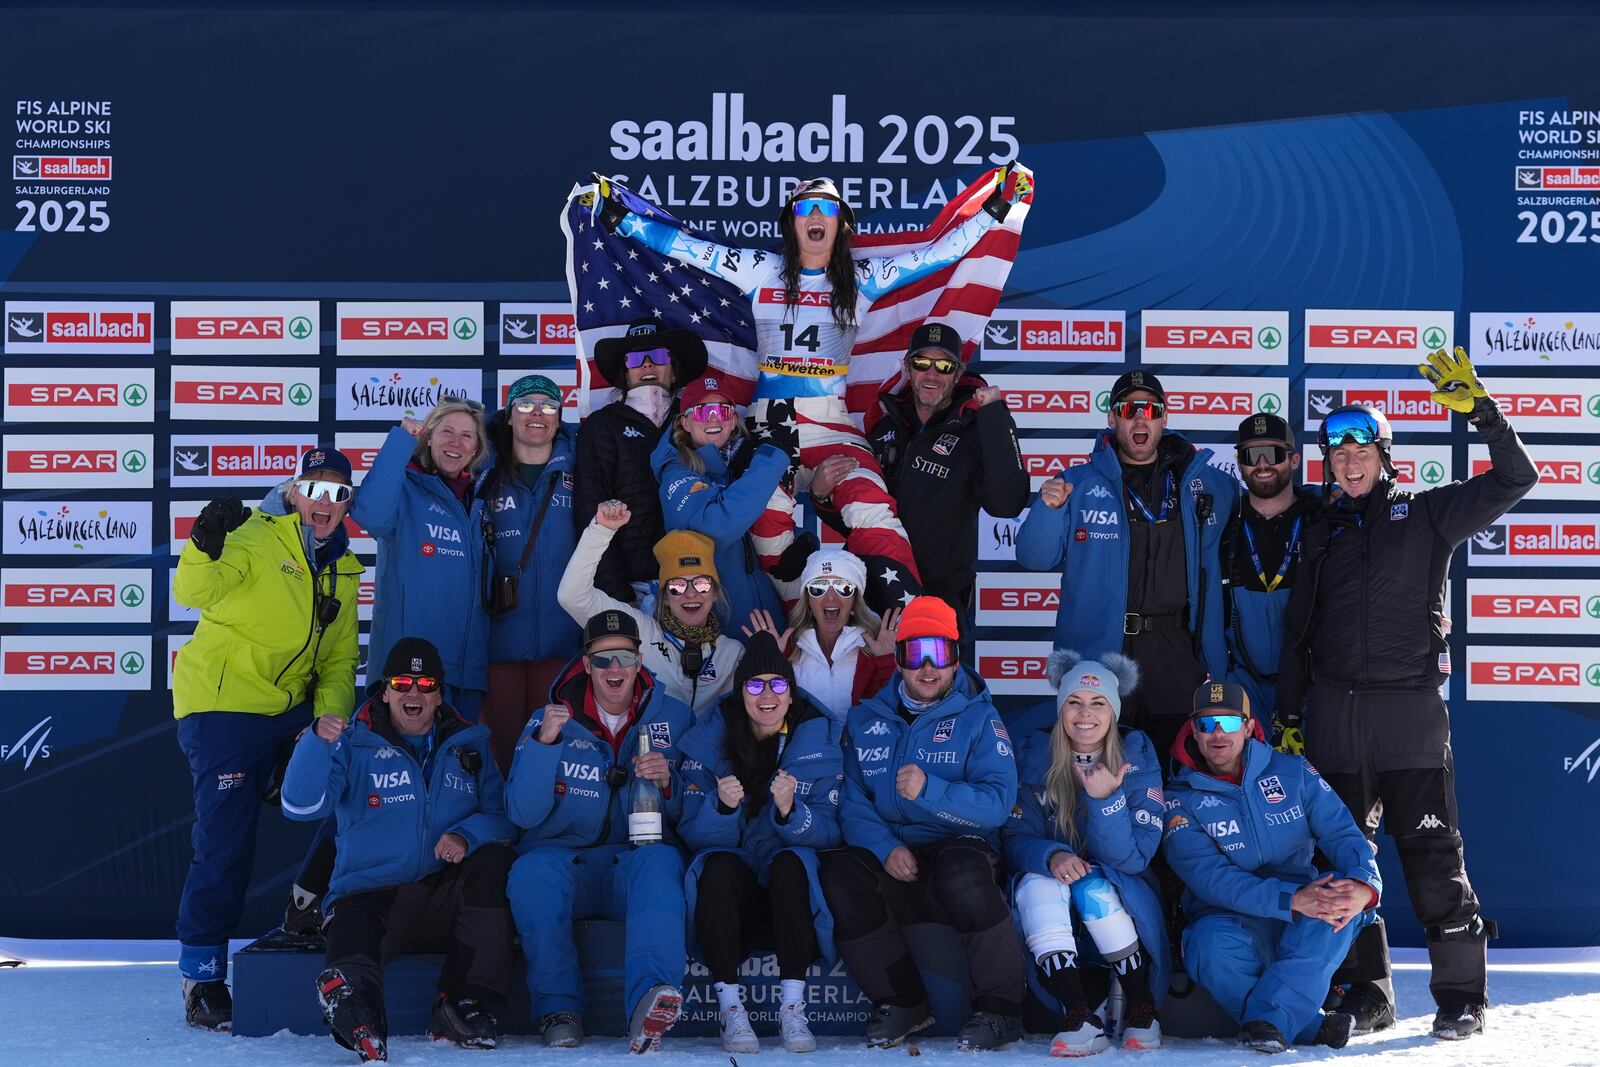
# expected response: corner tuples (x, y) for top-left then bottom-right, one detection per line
(560, 164), (1033, 423)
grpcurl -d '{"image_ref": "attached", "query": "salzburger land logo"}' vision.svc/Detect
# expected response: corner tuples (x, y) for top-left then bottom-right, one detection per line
(169, 436), (315, 485)
(336, 302), (485, 356)
(337, 368), (480, 419)
(0, 636), (153, 691)
(3, 367), (154, 423)
(1469, 313), (1600, 368)
(5, 301), (156, 354)
(3, 500), (152, 555)
(1303, 310), (1452, 365)
(2, 435), (153, 490)
(170, 301), (320, 355)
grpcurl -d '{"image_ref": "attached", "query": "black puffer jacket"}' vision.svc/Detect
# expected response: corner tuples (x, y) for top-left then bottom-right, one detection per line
(1276, 406), (1536, 712)
(573, 399), (675, 603)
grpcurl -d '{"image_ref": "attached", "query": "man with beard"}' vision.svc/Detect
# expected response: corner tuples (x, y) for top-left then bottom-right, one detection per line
(1220, 413), (1320, 719)
(1017, 371), (1238, 763)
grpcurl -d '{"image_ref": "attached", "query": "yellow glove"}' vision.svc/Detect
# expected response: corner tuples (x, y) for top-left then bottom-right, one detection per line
(1418, 346), (1488, 415)
(1271, 711), (1305, 755)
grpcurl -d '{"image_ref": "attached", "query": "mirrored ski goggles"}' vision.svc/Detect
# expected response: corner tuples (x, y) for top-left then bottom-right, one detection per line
(896, 636), (959, 670)
(791, 196), (842, 218)
(295, 478), (353, 504)
(1237, 444), (1290, 467)
(664, 575), (715, 597)
(909, 354), (960, 375)
(624, 347), (672, 369)
(387, 674), (440, 694)
(1321, 409), (1384, 446)
(684, 402), (735, 423)
(806, 578), (857, 599)
(1111, 399), (1166, 420)
(512, 399), (561, 416)
(1192, 714), (1246, 734)
(744, 676), (791, 696)
(587, 648), (640, 669)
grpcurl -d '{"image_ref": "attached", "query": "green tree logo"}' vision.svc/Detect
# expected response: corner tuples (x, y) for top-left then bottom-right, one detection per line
(122, 450), (147, 473)
(288, 383), (313, 406)
(1422, 327), (1446, 350)
(1588, 461), (1600, 486)
(1258, 326), (1282, 350)
(123, 383), (148, 407)
(1421, 461), (1445, 484)
(288, 316), (313, 340)
(452, 317), (478, 341)
(119, 584), (145, 608)
(120, 651), (145, 675)
(1585, 596), (1600, 619)
(1260, 394), (1282, 414)
(1095, 390), (1111, 413)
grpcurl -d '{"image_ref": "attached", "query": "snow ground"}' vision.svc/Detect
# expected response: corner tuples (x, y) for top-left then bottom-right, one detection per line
(3, 959), (1598, 1067)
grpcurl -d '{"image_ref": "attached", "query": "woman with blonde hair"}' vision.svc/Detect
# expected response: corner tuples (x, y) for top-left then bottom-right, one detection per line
(1003, 650), (1168, 1056)
(354, 397), (494, 720)
(742, 548), (897, 722)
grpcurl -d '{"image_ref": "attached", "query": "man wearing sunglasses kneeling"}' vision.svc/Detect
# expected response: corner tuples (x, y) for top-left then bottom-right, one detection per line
(821, 596), (1026, 1052)
(281, 638), (517, 1061)
(844, 323), (1029, 658)
(1017, 371), (1237, 764)
(504, 610), (696, 1053)
(1162, 682), (1378, 1055)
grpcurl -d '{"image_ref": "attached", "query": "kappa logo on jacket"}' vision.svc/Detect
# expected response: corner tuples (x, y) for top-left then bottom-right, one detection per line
(863, 720), (890, 736)
(1085, 484), (1113, 500)
(623, 426), (645, 439)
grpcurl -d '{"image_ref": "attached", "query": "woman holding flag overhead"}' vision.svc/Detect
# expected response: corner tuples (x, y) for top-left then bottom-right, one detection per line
(570, 164), (1033, 612)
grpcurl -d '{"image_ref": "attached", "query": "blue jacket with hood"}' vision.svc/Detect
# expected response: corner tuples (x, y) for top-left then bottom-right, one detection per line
(1002, 724), (1170, 1006)
(1015, 429), (1238, 677)
(840, 667), (1018, 858)
(650, 433), (786, 641)
(1221, 485), (1321, 716)
(677, 692), (844, 960)
(353, 426), (493, 695)
(1162, 725), (1380, 923)
(280, 696), (516, 906)
(503, 655), (695, 852)
(483, 418), (581, 663)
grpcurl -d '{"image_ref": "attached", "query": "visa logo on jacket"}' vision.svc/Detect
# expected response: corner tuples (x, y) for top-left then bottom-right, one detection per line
(370, 770), (412, 788)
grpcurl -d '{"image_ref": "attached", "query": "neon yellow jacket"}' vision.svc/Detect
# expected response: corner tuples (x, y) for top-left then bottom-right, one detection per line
(173, 507), (363, 719)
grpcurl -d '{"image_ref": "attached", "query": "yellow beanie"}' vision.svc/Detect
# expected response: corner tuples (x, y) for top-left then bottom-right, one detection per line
(653, 530), (719, 586)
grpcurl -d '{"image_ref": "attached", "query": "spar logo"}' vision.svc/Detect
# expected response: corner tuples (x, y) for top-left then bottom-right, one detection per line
(974, 641), (1054, 694)
(1139, 311), (1289, 365)
(1165, 389), (1265, 417)
(173, 379), (312, 408)
(1469, 661), (1589, 687)
(3, 367), (154, 424)
(1488, 379), (1600, 430)
(1465, 645), (1600, 703)
(337, 302), (485, 355)
(3, 436), (152, 490)
(12, 155), (111, 180)
(0, 567), (151, 623)
(988, 375), (1111, 428)
(1019, 440), (1091, 485)
(1464, 576), (1600, 634)
(974, 573), (1062, 627)
(1469, 445), (1600, 502)
(335, 433), (386, 485)
(0, 636), (153, 691)
(5, 301), (156, 354)
(170, 301), (319, 355)
(1304, 310), (1451, 365)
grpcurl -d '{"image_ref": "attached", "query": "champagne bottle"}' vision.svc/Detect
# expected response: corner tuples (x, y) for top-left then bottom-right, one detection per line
(628, 731), (664, 845)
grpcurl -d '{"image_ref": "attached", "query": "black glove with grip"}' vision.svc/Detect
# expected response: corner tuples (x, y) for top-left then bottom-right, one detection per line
(1272, 709), (1305, 756)
(192, 497), (251, 560)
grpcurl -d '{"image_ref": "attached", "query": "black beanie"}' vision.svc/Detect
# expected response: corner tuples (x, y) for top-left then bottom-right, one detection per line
(734, 631), (796, 689)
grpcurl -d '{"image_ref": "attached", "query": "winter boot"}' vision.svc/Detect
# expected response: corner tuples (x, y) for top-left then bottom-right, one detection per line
(1339, 981), (1396, 1035)
(1239, 1019), (1286, 1054)
(864, 1001), (934, 1048)
(628, 984), (681, 1054)
(183, 979), (232, 1031)
(428, 993), (499, 1049)
(956, 1010), (1023, 1051)
(1432, 1000), (1487, 1040)
(1316, 1011), (1355, 1049)
(539, 1011), (583, 1048)
(317, 967), (387, 1062)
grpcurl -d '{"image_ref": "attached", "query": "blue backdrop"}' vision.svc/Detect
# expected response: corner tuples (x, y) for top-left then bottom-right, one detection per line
(1, 2), (1597, 949)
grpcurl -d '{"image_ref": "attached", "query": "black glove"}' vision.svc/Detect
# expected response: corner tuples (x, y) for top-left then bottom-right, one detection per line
(192, 497), (251, 560)
(590, 175), (628, 234)
(1468, 394), (1506, 429)
(1272, 709), (1305, 756)
(770, 531), (820, 583)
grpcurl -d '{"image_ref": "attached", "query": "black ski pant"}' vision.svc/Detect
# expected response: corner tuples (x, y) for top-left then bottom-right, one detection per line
(1307, 683), (1489, 1008)
(695, 850), (817, 983)
(820, 838), (1024, 1016)
(323, 844), (515, 1020)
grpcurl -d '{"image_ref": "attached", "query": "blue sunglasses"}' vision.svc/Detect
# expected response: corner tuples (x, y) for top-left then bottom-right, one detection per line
(1193, 714), (1246, 734)
(791, 197), (841, 218)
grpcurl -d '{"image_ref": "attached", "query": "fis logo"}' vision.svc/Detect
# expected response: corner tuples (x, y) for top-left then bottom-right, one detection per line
(0, 717), (52, 771)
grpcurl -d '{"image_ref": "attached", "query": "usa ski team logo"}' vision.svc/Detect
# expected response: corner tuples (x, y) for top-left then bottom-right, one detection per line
(1258, 775), (1286, 804)
(648, 721), (673, 749)
(933, 718), (956, 743)
(932, 433), (959, 457)
(1391, 503), (1409, 521)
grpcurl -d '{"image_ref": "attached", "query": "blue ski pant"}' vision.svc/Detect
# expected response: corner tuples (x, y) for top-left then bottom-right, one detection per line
(175, 705), (310, 980)
(508, 843), (686, 1020)
(1184, 909), (1371, 1043)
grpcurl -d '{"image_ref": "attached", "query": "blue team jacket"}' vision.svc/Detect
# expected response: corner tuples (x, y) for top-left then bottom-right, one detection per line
(280, 699), (516, 906)
(1162, 730), (1381, 923)
(650, 434), (786, 640)
(503, 656), (695, 851)
(353, 426), (492, 695)
(1014, 430), (1238, 678)
(677, 694), (844, 960)
(484, 421), (581, 664)
(1002, 725), (1170, 1005)
(1222, 487), (1321, 716)
(840, 667), (1019, 860)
